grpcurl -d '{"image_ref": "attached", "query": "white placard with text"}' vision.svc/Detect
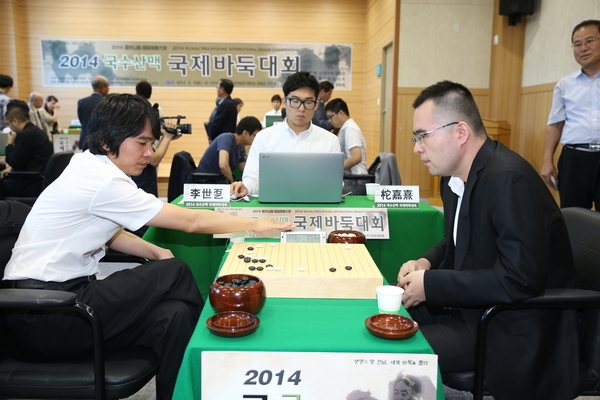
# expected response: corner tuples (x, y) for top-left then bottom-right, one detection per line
(182, 184), (230, 207)
(375, 185), (420, 208)
(201, 351), (438, 399)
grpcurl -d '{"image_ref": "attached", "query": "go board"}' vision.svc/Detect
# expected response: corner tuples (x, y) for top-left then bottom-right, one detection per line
(219, 242), (384, 299)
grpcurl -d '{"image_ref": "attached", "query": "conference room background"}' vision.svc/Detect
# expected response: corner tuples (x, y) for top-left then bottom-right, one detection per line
(1, 0), (598, 199)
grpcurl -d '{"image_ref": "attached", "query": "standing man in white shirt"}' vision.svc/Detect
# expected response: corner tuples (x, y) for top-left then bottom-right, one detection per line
(325, 98), (368, 194)
(541, 19), (600, 209)
(231, 71), (341, 197)
(262, 94), (282, 127)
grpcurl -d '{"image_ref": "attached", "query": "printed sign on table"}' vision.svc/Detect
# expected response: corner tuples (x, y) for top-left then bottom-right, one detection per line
(375, 185), (420, 209)
(202, 351), (438, 399)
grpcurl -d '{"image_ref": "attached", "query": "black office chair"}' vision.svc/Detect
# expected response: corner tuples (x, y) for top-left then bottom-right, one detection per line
(343, 152), (402, 195)
(167, 151), (228, 203)
(1, 151), (74, 205)
(442, 207), (600, 400)
(0, 200), (159, 400)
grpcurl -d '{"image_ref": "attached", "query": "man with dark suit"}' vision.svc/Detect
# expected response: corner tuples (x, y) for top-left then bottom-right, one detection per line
(77, 75), (109, 150)
(2, 100), (53, 197)
(397, 81), (579, 400)
(207, 78), (237, 143)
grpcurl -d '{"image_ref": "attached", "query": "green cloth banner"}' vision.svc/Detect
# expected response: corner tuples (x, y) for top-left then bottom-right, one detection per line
(40, 39), (352, 89)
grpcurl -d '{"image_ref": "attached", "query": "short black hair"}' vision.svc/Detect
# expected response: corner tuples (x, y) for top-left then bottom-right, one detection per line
(325, 98), (349, 116)
(271, 94), (282, 102)
(219, 79), (234, 95)
(236, 116), (262, 135)
(572, 20), (600, 42)
(413, 80), (486, 137)
(46, 95), (58, 103)
(4, 99), (29, 122)
(233, 98), (244, 107)
(319, 80), (334, 92)
(135, 80), (152, 99)
(0, 75), (13, 89)
(86, 93), (160, 157)
(282, 71), (320, 98)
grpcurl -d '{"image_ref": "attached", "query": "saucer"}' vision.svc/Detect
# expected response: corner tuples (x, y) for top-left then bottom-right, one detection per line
(365, 314), (419, 340)
(206, 311), (260, 338)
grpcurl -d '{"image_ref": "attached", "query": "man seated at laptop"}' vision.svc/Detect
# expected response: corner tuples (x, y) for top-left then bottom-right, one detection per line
(1, 99), (53, 197)
(195, 116), (261, 184)
(231, 71), (341, 198)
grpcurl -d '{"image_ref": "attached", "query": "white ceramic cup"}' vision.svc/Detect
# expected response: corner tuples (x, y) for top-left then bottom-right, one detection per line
(376, 285), (404, 313)
(365, 183), (380, 200)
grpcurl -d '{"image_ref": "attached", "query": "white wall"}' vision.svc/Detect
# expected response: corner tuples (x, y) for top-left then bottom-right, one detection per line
(522, 0), (600, 87)
(399, 0), (494, 88)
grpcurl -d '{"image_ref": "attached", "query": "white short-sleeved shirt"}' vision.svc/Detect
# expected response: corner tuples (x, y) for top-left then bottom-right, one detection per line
(242, 119), (342, 195)
(4, 151), (164, 282)
(339, 118), (368, 175)
(547, 69), (600, 144)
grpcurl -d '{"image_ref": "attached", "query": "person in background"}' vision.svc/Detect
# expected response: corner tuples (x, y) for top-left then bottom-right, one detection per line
(231, 71), (341, 197)
(40, 95), (61, 134)
(2, 93), (294, 400)
(312, 80), (334, 131)
(77, 75), (109, 150)
(195, 116), (261, 184)
(325, 98), (368, 194)
(1, 99), (53, 197)
(233, 97), (244, 124)
(262, 94), (282, 127)
(541, 19), (600, 209)
(397, 80), (578, 400)
(0, 74), (12, 131)
(207, 78), (237, 143)
(27, 92), (50, 140)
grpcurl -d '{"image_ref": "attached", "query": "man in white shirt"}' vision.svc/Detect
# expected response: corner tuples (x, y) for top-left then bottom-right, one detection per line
(262, 94), (282, 127)
(325, 98), (368, 194)
(231, 71), (341, 197)
(3, 93), (294, 400)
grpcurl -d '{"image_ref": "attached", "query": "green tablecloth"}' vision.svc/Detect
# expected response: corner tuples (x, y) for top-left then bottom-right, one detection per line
(143, 196), (445, 299)
(172, 249), (445, 400)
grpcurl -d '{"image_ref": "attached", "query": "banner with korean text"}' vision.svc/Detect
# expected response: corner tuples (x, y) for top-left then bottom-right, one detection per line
(40, 39), (352, 89)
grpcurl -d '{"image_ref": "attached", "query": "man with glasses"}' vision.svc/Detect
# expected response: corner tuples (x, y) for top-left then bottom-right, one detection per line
(542, 19), (600, 209)
(398, 81), (578, 400)
(195, 116), (261, 184)
(325, 98), (368, 194)
(231, 71), (341, 197)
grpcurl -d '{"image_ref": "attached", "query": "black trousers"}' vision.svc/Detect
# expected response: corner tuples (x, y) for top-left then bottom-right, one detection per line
(6, 258), (204, 400)
(557, 146), (600, 209)
(407, 303), (475, 373)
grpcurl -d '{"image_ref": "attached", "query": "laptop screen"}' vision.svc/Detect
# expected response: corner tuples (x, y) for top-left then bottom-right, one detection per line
(258, 152), (344, 204)
(265, 115), (284, 127)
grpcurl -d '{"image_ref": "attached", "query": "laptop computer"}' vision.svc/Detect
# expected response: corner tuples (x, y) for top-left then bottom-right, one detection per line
(0, 134), (9, 157)
(258, 152), (344, 203)
(265, 115), (283, 127)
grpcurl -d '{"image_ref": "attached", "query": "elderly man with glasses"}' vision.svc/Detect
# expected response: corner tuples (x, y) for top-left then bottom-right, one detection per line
(231, 71), (341, 198)
(542, 19), (600, 209)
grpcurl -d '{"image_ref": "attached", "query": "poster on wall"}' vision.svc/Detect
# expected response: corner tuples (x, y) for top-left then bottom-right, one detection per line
(40, 39), (352, 89)
(201, 351), (439, 399)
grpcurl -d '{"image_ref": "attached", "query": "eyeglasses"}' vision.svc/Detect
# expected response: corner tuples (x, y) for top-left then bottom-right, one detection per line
(326, 112), (338, 120)
(572, 37), (600, 49)
(411, 122), (458, 144)
(286, 97), (317, 110)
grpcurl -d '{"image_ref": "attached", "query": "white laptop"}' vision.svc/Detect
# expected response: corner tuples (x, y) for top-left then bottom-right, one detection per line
(258, 152), (344, 204)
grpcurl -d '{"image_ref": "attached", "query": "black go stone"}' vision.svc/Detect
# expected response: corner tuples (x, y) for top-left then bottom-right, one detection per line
(345, 266), (352, 270)
(329, 267), (337, 272)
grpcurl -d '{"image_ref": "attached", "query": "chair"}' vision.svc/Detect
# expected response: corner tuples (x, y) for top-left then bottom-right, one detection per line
(1, 151), (74, 205)
(0, 200), (159, 400)
(343, 152), (402, 194)
(442, 207), (600, 400)
(167, 151), (227, 203)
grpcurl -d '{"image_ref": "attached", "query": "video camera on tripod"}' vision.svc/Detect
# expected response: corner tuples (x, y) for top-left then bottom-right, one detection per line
(153, 103), (192, 135)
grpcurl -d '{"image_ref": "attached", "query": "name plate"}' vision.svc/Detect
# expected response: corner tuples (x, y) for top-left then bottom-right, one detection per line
(183, 184), (230, 207)
(214, 207), (390, 239)
(375, 185), (420, 208)
(202, 351), (438, 399)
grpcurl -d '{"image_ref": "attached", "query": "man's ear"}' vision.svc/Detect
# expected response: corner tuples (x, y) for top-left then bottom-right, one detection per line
(456, 122), (470, 145)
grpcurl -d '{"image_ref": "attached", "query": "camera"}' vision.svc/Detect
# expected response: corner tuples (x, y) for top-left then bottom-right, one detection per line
(160, 115), (192, 135)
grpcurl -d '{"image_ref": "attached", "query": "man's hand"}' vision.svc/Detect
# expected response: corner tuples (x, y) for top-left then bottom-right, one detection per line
(397, 258), (431, 308)
(230, 181), (248, 198)
(252, 218), (295, 233)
